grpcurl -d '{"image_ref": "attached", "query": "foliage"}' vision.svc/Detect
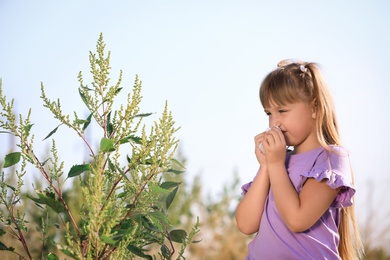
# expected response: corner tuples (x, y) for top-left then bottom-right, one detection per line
(184, 172), (252, 260)
(0, 33), (199, 259)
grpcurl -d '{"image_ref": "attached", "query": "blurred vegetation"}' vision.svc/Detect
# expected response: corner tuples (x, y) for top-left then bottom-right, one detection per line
(163, 151), (252, 259)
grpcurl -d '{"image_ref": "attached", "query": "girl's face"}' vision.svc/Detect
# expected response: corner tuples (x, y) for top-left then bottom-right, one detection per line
(264, 100), (319, 153)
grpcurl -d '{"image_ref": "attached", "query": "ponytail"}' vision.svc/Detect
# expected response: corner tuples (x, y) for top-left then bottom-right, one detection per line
(338, 169), (364, 259)
(339, 206), (365, 259)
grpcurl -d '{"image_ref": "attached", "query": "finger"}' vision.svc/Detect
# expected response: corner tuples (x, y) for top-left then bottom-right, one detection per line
(267, 127), (283, 143)
(255, 132), (267, 144)
(258, 142), (266, 154)
(254, 135), (262, 146)
(255, 133), (268, 154)
(273, 127), (286, 145)
(264, 132), (276, 146)
(254, 134), (262, 145)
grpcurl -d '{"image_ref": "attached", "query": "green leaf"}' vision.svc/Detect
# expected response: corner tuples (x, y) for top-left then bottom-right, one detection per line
(34, 203), (44, 210)
(169, 229), (187, 243)
(83, 113), (93, 131)
(75, 119), (88, 124)
(128, 135), (142, 144)
(115, 87), (123, 94)
(160, 244), (170, 259)
(165, 158), (186, 174)
(81, 86), (94, 91)
(27, 190), (65, 214)
(43, 124), (61, 141)
(133, 112), (153, 118)
(160, 181), (181, 190)
(146, 211), (169, 230)
(24, 123), (34, 136)
(79, 88), (89, 107)
(100, 235), (117, 245)
(47, 253), (58, 260)
(60, 248), (77, 258)
(165, 168), (185, 175)
(119, 138), (129, 144)
(166, 186), (178, 209)
(142, 216), (163, 233)
(148, 211), (169, 226)
(106, 111), (113, 136)
(117, 192), (126, 198)
(68, 164), (90, 178)
(41, 158), (50, 166)
(127, 245), (152, 260)
(3, 152), (21, 168)
(100, 137), (115, 152)
(0, 241), (15, 251)
(0, 229), (6, 236)
(108, 158), (116, 171)
(122, 213), (143, 228)
(3, 183), (16, 192)
(148, 183), (170, 194)
(119, 135), (142, 145)
(171, 158), (185, 169)
(143, 158), (154, 165)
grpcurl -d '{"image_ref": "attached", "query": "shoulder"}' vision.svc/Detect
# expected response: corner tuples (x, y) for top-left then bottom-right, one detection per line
(315, 145), (350, 171)
(296, 145), (353, 184)
(309, 145), (354, 190)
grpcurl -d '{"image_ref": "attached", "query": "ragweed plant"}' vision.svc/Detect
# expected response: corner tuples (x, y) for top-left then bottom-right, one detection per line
(0, 33), (199, 259)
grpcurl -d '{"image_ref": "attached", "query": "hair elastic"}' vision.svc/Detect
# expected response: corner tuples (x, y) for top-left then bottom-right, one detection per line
(300, 64), (307, 73)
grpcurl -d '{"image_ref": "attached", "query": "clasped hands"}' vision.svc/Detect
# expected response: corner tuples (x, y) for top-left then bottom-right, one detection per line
(254, 126), (286, 166)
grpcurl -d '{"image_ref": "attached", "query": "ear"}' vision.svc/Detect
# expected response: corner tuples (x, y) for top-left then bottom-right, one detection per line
(311, 98), (317, 119)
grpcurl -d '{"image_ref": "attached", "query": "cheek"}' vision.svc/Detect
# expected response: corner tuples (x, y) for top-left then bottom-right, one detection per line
(284, 116), (312, 136)
(283, 132), (296, 146)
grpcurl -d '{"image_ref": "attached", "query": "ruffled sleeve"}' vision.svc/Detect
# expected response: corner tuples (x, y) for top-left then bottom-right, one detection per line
(241, 181), (253, 196)
(301, 147), (355, 208)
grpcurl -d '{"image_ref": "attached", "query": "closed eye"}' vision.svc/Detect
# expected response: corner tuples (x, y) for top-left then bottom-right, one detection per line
(264, 108), (288, 116)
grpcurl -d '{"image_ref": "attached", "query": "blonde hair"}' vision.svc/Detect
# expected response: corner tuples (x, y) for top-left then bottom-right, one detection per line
(259, 60), (364, 259)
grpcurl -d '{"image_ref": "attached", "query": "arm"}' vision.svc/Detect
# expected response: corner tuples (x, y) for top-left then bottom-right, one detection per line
(268, 163), (340, 232)
(235, 166), (270, 235)
(264, 127), (340, 232)
(235, 131), (270, 235)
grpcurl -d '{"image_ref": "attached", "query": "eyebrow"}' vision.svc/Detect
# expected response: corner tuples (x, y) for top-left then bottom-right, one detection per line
(264, 105), (288, 111)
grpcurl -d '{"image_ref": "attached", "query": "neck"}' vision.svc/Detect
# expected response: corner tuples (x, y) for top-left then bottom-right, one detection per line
(292, 134), (321, 154)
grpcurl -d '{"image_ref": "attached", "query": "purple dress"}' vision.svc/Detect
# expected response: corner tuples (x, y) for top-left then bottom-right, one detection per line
(241, 146), (355, 260)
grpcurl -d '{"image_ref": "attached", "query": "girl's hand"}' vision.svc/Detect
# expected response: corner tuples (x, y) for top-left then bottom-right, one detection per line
(254, 131), (267, 165)
(262, 126), (286, 165)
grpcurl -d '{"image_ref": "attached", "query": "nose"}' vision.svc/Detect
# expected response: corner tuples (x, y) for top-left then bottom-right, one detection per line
(269, 116), (281, 128)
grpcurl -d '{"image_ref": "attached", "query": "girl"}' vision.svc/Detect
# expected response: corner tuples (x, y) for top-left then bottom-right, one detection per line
(235, 60), (364, 259)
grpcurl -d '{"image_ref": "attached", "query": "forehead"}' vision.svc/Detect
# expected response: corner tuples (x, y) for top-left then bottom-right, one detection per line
(264, 100), (310, 110)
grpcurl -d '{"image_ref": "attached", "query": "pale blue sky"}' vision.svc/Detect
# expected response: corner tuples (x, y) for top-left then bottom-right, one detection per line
(1, 1), (390, 239)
